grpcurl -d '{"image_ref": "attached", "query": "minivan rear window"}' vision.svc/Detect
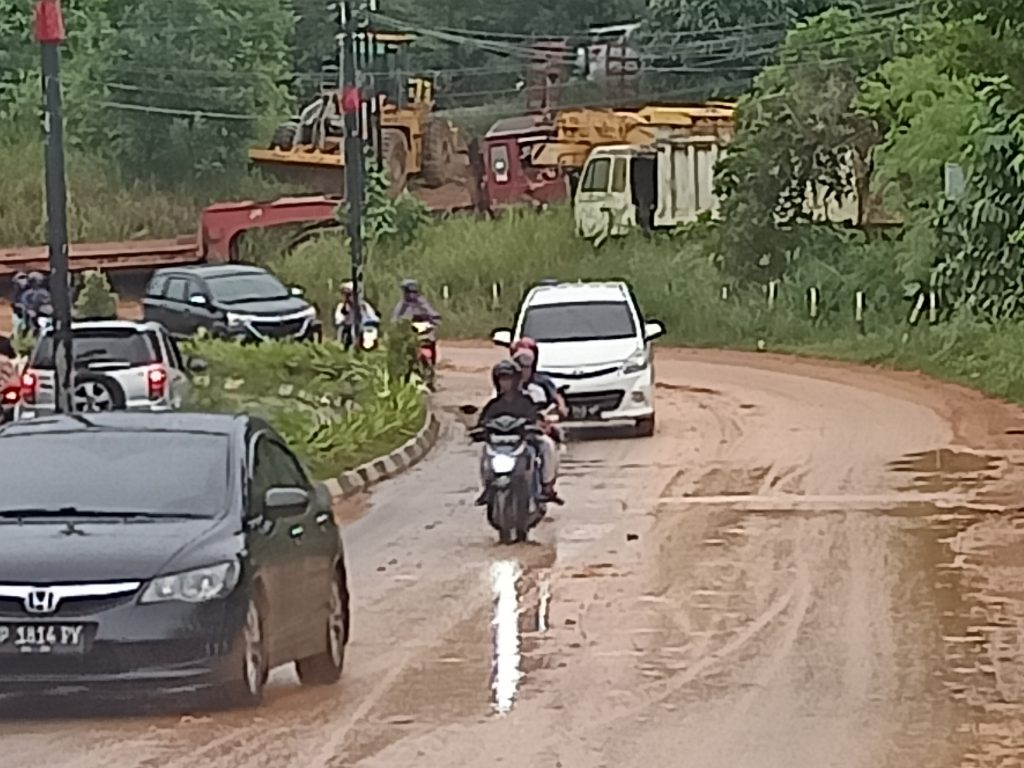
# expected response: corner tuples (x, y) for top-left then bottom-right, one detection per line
(32, 329), (161, 369)
(521, 301), (637, 342)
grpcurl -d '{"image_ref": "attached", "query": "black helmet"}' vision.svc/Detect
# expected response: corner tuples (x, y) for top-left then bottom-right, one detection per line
(27, 271), (46, 288)
(491, 359), (521, 390)
(400, 278), (419, 293)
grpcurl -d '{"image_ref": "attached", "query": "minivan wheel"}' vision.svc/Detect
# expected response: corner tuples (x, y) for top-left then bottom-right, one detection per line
(296, 571), (349, 686)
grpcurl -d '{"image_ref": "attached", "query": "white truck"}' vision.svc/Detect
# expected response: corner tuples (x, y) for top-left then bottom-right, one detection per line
(573, 136), (858, 242)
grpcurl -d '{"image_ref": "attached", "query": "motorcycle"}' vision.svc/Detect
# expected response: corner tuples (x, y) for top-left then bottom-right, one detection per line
(334, 303), (380, 351)
(469, 413), (546, 545)
(410, 317), (438, 389)
(26, 303), (53, 336)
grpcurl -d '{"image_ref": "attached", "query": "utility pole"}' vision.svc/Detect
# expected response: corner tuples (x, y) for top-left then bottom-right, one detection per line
(338, 0), (365, 352)
(34, 0), (74, 412)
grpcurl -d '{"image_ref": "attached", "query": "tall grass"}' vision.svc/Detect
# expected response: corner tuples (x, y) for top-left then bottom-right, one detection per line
(273, 207), (907, 344)
(272, 206), (1024, 407)
(0, 138), (300, 247)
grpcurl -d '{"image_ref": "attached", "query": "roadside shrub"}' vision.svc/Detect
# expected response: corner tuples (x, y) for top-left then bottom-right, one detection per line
(73, 270), (118, 320)
(181, 338), (424, 478)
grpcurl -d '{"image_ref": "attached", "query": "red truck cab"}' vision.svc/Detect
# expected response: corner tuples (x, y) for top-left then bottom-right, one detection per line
(482, 116), (570, 210)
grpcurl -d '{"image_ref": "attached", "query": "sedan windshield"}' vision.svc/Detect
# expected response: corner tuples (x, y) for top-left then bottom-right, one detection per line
(0, 431), (231, 517)
(207, 273), (290, 304)
(521, 301), (637, 342)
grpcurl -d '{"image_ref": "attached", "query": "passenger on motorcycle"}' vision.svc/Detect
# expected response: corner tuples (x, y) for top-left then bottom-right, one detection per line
(474, 359), (549, 507)
(509, 340), (565, 505)
(334, 281), (380, 348)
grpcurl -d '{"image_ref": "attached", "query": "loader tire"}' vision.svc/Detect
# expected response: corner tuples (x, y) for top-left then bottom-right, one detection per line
(382, 128), (409, 198)
(421, 118), (455, 188)
(269, 122), (299, 150)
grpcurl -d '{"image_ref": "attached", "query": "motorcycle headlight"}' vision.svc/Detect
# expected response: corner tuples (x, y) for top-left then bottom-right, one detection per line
(225, 312), (246, 328)
(140, 561), (241, 604)
(490, 453), (517, 474)
(622, 349), (649, 374)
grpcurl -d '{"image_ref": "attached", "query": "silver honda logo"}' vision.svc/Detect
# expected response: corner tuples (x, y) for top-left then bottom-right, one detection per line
(24, 588), (59, 615)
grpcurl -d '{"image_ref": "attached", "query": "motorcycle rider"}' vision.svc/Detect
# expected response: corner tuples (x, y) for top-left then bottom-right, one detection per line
(509, 339), (565, 504)
(21, 272), (53, 332)
(10, 272), (29, 335)
(390, 278), (440, 323)
(334, 280), (380, 348)
(475, 359), (545, 506)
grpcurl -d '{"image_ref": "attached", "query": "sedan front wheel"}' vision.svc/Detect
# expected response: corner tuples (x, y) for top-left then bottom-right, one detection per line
(296, 570), (349, 686)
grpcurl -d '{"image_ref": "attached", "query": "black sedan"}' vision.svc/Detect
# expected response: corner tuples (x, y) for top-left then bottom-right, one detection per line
(0, 412), (349, 707)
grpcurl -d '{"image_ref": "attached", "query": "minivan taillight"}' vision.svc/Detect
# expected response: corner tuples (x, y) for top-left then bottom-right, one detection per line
(147, 365), (168, 400)
(20, 371), (38, 404)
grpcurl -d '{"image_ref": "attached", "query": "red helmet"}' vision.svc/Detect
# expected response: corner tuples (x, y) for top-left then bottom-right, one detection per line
(510, 337), (538, 356)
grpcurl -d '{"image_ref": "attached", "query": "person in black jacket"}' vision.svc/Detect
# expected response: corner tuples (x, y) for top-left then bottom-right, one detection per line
(475, 360), (540, 506)
(477, 359), (538, 425)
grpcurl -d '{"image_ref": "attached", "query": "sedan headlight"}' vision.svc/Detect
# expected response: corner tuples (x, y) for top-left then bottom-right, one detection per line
(140, 561), (241, 604)
(225, 311), (247, 328)
(622, 349), (649, 374)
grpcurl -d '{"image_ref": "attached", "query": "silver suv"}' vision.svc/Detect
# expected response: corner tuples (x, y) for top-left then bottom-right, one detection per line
(16, 320), (204, 418)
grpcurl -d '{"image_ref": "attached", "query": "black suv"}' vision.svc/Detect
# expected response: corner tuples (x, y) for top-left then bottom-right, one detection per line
(142, 265), (321, 342)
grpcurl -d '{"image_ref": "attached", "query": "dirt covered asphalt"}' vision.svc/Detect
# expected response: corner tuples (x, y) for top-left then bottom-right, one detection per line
(3, 343), (1024, 767)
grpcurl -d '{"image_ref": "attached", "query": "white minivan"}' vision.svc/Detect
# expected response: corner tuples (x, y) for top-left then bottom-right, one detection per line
(492, 280), (665, 437)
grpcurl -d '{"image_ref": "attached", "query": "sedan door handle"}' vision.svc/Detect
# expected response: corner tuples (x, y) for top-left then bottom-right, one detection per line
(288, 523), (305, 541)
(315, 512), (330, 526)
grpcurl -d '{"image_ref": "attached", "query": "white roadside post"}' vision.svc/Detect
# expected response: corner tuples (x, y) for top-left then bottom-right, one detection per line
(491, 282), (500, 309)
(855, 291), (866, 335)
(808, 286), (819, 320)
(767, 279), (778, 309)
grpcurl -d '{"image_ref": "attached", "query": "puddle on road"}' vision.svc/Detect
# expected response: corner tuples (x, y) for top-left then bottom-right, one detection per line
(489, 560), (554, 715)
(490, 560), (522, 714)
(913, 508), (1024, 766)
(889, 448), (1002, 495)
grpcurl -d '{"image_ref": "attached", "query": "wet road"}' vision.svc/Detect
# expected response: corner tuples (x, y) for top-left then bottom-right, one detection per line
(4, 345), (1024, 767)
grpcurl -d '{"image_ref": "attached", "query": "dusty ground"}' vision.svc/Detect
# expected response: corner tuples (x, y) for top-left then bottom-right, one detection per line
(2, 344), (1024, 768)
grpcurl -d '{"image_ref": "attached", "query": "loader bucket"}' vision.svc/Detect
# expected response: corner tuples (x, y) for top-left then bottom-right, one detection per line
(247, 148), (346, 196)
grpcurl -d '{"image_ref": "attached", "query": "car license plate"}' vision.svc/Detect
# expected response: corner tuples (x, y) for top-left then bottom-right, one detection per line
(0, 623), (87, 654)
(570, 404), (603, 420)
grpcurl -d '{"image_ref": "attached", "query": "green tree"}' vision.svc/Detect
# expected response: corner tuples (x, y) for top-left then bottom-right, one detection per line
(934, 80), (1024, 321)
(81, 0), (293, 185)
(714, 7), (901, 280)
(854, 23), (983, 282)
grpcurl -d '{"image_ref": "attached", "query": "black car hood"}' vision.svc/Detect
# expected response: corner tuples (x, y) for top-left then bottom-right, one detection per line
(0, 516), (235, 583)
(213, 295), (311, 317)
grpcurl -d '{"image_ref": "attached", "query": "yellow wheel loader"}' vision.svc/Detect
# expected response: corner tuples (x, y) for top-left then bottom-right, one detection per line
(248, 33), (460, 198)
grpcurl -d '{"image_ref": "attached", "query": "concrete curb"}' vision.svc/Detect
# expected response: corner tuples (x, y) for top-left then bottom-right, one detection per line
(323, 409), (441, 499)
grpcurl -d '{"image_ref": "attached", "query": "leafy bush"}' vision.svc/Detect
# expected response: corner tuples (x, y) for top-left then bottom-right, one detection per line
(73, 270), (118, 320)
(181, 338), (425, 479)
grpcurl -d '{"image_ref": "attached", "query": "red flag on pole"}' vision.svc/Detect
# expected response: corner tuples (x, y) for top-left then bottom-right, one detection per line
(34, 0), (66, 43)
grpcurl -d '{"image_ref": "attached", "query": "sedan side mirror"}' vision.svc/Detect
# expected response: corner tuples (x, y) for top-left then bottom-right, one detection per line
(290, 286), (304, 297)
(189, 294), (208, 307)
(459, 404), (480, 415)
(186, 356), (208, 373)
(644, 320), (665, 341)
(264, 487), (309, 519)
(491, 328), (513, 347)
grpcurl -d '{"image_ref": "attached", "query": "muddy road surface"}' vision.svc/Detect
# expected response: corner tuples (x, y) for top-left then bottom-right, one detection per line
(4, 345), (1024, 767)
